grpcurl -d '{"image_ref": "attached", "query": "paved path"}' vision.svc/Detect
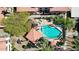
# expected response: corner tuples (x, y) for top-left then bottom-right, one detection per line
(64, 37), (74, 50)
(12, 36), (28, 51)
(59, 30), (75, 51)
(64, 32), (74, 51)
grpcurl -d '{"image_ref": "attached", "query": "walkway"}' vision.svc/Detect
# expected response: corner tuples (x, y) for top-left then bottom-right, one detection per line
(64, 31), (74, 51)
(11, 36), (28, 51)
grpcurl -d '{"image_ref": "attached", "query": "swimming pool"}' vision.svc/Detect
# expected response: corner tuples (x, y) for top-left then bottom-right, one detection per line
(39, 25), (62, 39)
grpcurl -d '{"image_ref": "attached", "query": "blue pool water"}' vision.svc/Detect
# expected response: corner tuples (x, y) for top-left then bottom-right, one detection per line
(40, 25), (62, 39)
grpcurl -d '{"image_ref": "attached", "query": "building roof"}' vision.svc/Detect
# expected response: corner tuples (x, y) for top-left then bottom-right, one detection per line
(0, 38), (6, 51)
(16, 7), (38, 12)
(26, 28), (42, 43)
(16, 7), (70, 12)
(50, 7), (70, 12)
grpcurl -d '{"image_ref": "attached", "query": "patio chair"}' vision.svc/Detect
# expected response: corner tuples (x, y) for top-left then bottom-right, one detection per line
(54, 46), (64, 51)
(26, 40), (38, 48)
(16, 39), (21, 44)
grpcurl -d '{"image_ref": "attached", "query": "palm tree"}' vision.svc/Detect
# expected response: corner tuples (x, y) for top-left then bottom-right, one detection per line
(35, 38), (54, 51)
(72, 38), (79, 51)
(53, 17), (75, 40)
(53, 17), (74, 30)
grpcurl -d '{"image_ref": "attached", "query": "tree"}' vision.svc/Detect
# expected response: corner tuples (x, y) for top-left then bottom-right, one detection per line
(3, 12), (31, 36)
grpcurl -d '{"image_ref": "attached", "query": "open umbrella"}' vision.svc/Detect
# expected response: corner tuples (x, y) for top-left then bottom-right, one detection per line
(26, 28), (42, 43)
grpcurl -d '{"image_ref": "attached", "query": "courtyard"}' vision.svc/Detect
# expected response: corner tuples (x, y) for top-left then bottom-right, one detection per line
(0, 7), (78, 51)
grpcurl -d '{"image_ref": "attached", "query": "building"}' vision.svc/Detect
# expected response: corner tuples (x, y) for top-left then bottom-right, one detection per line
(0, 26), (10, 51)
(0, 7), (71, 23)
(16, 7), (71, 18)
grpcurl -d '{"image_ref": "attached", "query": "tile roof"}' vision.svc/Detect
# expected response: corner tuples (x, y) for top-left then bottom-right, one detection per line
(50, 7), (70, 12)
(0, 38), (6, 51)
(16, 7), (70, 12)
(16, 7), (38, 12)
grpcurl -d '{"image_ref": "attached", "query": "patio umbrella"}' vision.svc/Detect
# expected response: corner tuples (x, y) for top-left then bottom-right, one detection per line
(26, 28), (42, 43)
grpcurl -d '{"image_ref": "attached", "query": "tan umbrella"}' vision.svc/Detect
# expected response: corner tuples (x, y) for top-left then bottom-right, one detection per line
(26, 28), (42, 43)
